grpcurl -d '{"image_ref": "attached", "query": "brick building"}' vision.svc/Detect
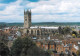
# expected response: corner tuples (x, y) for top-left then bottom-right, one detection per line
(35, 38), (80, 55)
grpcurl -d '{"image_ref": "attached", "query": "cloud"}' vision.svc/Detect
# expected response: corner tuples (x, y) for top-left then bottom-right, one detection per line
(29, 0), (80, 13)
(0, 0), (24, 23)
(30, 0), (80, 22)
(0, 0), (80, 22)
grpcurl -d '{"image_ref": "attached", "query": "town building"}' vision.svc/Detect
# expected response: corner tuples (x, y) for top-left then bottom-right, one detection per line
(35, 38), (80, 55)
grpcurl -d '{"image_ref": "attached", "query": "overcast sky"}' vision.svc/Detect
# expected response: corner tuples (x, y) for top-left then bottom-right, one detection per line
(0, 0), (80, 23)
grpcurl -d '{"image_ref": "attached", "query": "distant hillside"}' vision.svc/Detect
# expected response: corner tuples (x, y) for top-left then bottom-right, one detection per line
(0, 22), (80, 27)
(33, 22), (80, 26)
(0, 23), (23, 27)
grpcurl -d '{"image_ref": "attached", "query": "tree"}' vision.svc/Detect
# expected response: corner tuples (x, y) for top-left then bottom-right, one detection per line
(11, 37), (23, 56)
(0, 24), (7, 29)
(21, 37), (48, 56)
(20, 37), (36, 56)
(58, 26), (64, 34)
(60, 51), (64, 56)
(72, 31), (78, 36)
(21, 45), (46, 56)
(77, 35), (80, 38)
(47, 50), (54, 56)
(63, 27), (71, 34)
(58, 26), (71, 35)
(11, 37), (49, 56)
(76, 50), (80, 56)
(72, 34), (76, 38)
(0, 41), (10, 56)
(0, 31), (8, 44)
(58, 26), (62, 34)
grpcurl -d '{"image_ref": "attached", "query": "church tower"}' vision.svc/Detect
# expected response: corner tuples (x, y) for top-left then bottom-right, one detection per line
(24, 9), (31, 28)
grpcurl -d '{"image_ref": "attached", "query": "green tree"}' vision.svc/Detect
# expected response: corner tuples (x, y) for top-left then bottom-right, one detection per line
(11, 37), (49, 56)
(63, 27), (71, 34)
(76, 50), (80, 56)
(20, 37), (36, 56)
(11, 37), (23, 56)
(72, 31), (78, 36)
(21, 45), (46, 56)
(58, 26), (71, 34)
(0, 24), (7, 29)
(58, 26), (64, 34)
(47, 50), (54, 56)
(0, 31), (8, 44)
(0, 41), (10, 56)
(60, 51), (64, 56)
(77, 35), (80, 38)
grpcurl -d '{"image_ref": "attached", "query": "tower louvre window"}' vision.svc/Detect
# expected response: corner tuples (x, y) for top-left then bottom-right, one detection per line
(25, 19), (27, 21)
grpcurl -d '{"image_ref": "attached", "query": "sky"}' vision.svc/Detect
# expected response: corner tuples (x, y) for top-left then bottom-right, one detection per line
(0, 0), (80, 23)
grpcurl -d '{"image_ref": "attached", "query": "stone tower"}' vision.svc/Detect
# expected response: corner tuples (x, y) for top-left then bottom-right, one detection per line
(24, 9), (31, 28)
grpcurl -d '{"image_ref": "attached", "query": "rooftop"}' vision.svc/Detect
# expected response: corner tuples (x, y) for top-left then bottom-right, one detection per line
(30, 26), (58, 29)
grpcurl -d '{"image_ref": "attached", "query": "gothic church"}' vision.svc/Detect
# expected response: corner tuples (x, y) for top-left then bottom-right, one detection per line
(23, 9), (58, 37)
